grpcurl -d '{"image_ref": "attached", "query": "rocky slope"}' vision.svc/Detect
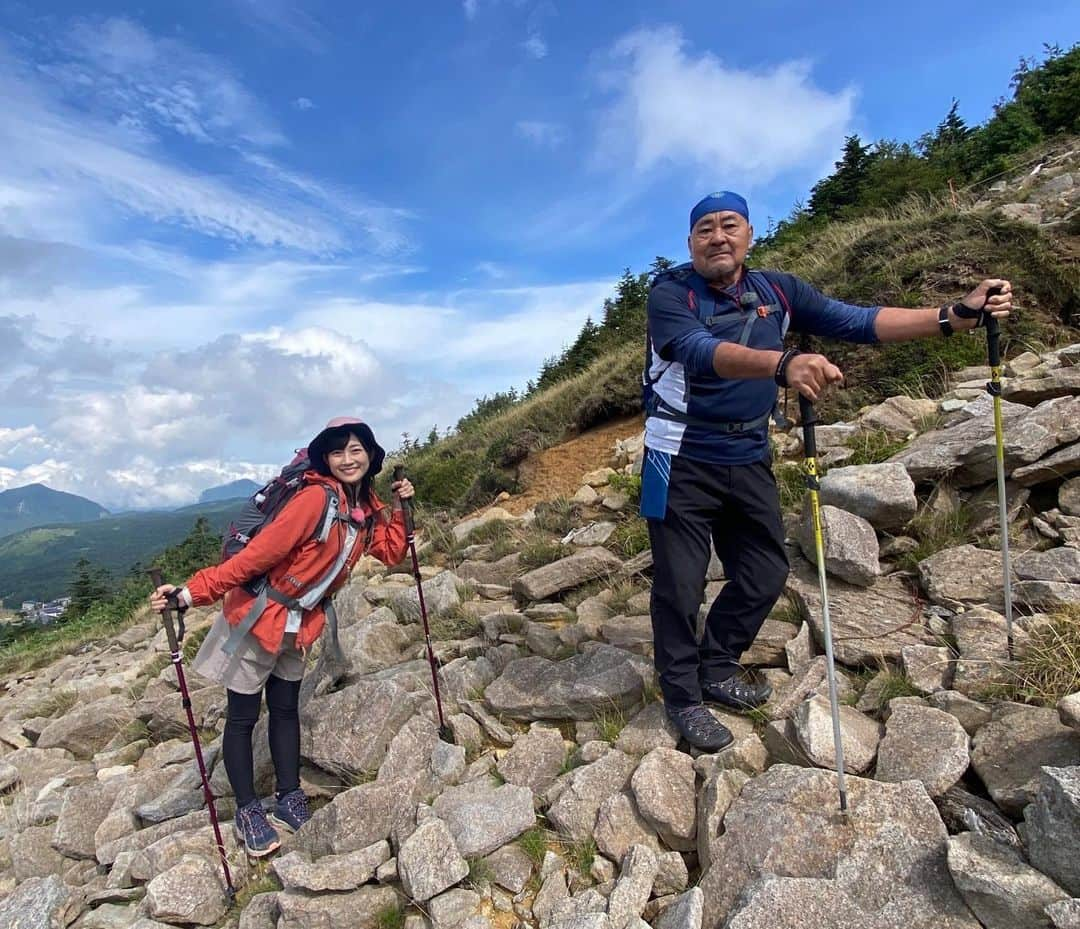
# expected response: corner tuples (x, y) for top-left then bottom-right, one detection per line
(3, 345), (1080, 929)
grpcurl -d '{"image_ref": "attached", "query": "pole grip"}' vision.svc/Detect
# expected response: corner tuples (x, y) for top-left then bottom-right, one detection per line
(148, 567), (180, 655)
(798, 394), (818, 459)
(392, 464), (415, 536)
(985, 285), (1003, 368)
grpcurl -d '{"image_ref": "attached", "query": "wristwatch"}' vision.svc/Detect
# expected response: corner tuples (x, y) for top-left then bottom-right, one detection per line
(938, 305), (954, 337)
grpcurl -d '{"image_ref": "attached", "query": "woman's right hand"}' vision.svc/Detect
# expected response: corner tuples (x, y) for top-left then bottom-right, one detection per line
(150, 584), (178, 613)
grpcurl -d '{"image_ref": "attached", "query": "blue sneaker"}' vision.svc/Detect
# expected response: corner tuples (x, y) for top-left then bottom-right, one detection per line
(268, 788), (311, 834)
(234, 800), (280, 857)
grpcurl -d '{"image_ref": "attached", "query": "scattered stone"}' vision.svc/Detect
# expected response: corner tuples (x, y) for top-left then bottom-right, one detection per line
(1026, 766), (1080, 896)
(484, 845), (533, 894)
(901, 645), (953, 694)
(875, 704), (970, 797)
(741, 619), (800, 667)
(431, 780), (536, 857)
(427, 887), (481, 928)
(497, 725), (566, 796)
(614, 702), (680, 756)
(607, 845), (659, 929)
(276, 885), (398, 929)
(793, 695), (881, 774)
(654, 887), (704, 929)
(697, 769), (749, 874)
(547, 749), (637, 842)
(947, 830), (1068, 929)
(818, 463), (917, 532)
(145, 854), (229, 926)
(594, 791), (661, 863)
(925, 691), (993, 736)
(0, 874), (82, 929)
(390, 571), (462, 622)
(1046, 899), (1080, 929)
(272, 842), (391, 893)
(630, 748), (697, 850)
(798, 505), (881, 586)
(513, 547), (624, 601)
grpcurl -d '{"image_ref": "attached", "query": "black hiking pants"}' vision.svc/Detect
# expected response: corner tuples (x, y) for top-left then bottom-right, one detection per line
(223, 674), (301, 808)
(646, 455), (789, 709)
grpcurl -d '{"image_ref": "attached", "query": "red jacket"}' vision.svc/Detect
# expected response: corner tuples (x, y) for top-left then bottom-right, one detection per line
(185, 471), (407, 653)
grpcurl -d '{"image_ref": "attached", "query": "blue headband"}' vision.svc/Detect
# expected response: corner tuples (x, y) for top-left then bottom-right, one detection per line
(690, 191), (749, 230)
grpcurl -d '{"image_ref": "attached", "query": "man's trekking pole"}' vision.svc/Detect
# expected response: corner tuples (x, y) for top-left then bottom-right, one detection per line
(982, 286), (1015, 660)
(149, 568), (236, 902)
(799, 396), (849, 813)
(392, 466), (452, 742)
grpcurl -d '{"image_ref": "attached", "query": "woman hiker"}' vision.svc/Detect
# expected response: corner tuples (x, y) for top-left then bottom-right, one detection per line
(151, 416), (412, 856)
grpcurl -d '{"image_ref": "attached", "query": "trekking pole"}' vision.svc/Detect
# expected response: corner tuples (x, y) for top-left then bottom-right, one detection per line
(799, 396), (849, 813)
(392, 466), (452, 741)
(982, 286), (1015, 660)
(149, 568), (236, 902)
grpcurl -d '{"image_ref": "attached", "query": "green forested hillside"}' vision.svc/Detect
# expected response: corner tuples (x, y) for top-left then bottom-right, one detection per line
(0, 499), (241, 606)
(0, 483), (109, 540)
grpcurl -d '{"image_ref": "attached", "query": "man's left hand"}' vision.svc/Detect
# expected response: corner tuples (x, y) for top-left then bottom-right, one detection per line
(950, 279), (1012, 331)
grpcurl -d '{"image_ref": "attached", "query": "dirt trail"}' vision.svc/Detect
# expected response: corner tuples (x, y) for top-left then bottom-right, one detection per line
(500, 415), (644, 515)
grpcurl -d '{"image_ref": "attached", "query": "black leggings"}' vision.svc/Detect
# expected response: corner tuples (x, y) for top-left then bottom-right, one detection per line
(222, 675), (301, 808)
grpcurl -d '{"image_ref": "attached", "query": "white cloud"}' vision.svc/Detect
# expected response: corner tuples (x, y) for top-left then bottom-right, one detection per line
(596, 26), (857, 183)
(463, 0), (479, 20)
(523, 34), (548, 59)
(228, 0), (329, 54)
(516, 120), (566, 148)
(294, 96), (315, 110)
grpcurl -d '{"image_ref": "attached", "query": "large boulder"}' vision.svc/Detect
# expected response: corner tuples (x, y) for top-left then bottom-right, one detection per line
(512, 547), (624, 601)
(971, 707), (1080, 817)
(875, 704), (970, 797)
(431, 779), (536, 857)
(496, 724), (566, 797)
(792, 695), (882, 774)
(547, 749), (637, 842)
(918, 545), (1004, 610)
(36, 695), (134, 758)
(946, 831), (1068, 929)
(397, 818), (469, 902)
(0, 874), (83, 929)
(1026, 766), (1080, 897)
(697, 765), (980, 929)
(630, 748), (697, 851)
(484, 645), (646, 720)
(798, 505), (881, 587)
(389, 570), (461, 622)
(276, 885), (398, 929)
(819, 463), (917, 532)
(695, 760), (984, 928)
(145, 854), (230, 926)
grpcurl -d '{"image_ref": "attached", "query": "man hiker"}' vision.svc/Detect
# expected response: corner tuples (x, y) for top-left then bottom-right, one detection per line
(641, 190), (1012, 751)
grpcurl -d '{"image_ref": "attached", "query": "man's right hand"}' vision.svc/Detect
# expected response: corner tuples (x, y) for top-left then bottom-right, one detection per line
(785, 353), (844, 402)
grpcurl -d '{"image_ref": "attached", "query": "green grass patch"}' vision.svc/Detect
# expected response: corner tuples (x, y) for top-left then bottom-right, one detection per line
(898, 504), (974, 571)
(607, 472), (642, 507)
(428, 604), (480, 642)
(517, 825), (548, 867)
(465, 519), (515, 545)
(608, 517), (650, 558)
(467, 856), (494, 887)
(519, 540), (572, 570)
(870, 671), (921, 711)
(767, 594), (802, 626)
(533, 498), (584, 537)
(181, 623), (211, 663)
(775, 462), (807, 513)
(375, 904), (406, 929)
(843, 429), (910, 466)
(605, 577), (648, 614)
(25, 687), (78, 719)
(593, 702), (628, 743)
(1013, 605), (1080, 706)
(563, 837), (597, 879)
(231, 863), (283, 911)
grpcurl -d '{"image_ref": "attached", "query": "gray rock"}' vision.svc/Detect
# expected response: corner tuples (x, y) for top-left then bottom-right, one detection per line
(654, 886), (705, 929)
(390, 570), (462, 622)
(1014, 580), (1080, 610)
(10, 824), (67, 882)
(971, 708), (1080, 816)
(432, 780), (536, 857)
(52, 775), (127, 859)
(458, 553), (522, 588)
(601, 615), (653, 654)
(947, 830), (1068, 929)
(547, 749), (637, 842)
(875, 704), (970, 797)
(483, 844), (533, 894)
(793, 695), (882, 774)
(594, 791), (661, 863)
(526, 622), (564, 658)
(766, 655), (854, 720)
(630, 748), (697, 850)
(1006, 371), (1080, 406)
(532, 868), (569, 926)
(1016, 547), (1080, 583)
(819, 463), (917, 532)
(607, 844), (659, 929)
(238, 892), (279, 929)
(36, 694), (134, 759)
(1027, 766), (1080, 896)
(145, 854), (229, 926)
(799, 505), (881, 587)
(497, 725), (566, 796)
(614, 702), (680, 755)
(697, 765), (980, 929)
(741, 619), (799, 667)
(301, 678), (417, 779)
(935, 785), (1022, 851)
(485, 645), (645, 720)
(697, 769), (749, 874)
(291, 779), (420, 858)
(1060, 693), (1080, 732)
(720, 874), (881, 929)
(448, 713), (484, 754)
(1046, 899), (1080, 929)
(654, 850), (689, 896)
(565, 522), (617, 546)
(276, 885), (399, 929)
(0, 874), (82, 929)
(512, 547), (624, 601)
(428, 887), (480, 928)
(271, 842), (391, 892)
(784, 622), (815, 674)
(969, 481), (1031, 534)
(1060, 476), (1080, 517)
(901, 645), (953, 694)
(548, 889), (607, 927)
(918, 544), (1005, 609)
(926, 691), (993, 736)
(786, 559), (935, 665)
(0, 760), (19, 792)
(951, 606), (1022, 698)
(397, 819), (468, 901)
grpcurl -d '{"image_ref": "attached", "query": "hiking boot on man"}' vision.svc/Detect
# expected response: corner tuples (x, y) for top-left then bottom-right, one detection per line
(269, 788), (311, 833)
(702, 676), (772, 712)
(666, 704), (734, 752)
(234, 800), (281, 857)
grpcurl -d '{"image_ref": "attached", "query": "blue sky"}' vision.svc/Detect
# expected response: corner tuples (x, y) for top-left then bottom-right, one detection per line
(0, 0), (1076, 508)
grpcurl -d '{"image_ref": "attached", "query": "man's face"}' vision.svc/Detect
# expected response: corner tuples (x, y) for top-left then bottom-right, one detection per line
(688, 210), (753, 283)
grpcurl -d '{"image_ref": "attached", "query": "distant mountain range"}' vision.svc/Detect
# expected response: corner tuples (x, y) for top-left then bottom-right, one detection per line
(0, 484), (109, 540)
(0, 498), (243, 606)
(198, 479), (260, 503)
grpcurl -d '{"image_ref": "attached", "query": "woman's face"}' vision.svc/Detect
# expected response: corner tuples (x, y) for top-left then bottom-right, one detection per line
(325, 434), (370, 485)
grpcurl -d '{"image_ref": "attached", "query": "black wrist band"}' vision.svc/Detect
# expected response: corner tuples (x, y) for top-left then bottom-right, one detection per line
(775, 348), (801, 387)
(951, 300), (983, 320)
(938, 305), (954, 337)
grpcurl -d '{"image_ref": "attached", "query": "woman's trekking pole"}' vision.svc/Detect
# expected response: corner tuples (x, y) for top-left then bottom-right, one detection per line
(148, 568), (236, 902)
(983, 286), (1015, 659)
(799, 396), (849, 813)
(392, 466), (452, 741)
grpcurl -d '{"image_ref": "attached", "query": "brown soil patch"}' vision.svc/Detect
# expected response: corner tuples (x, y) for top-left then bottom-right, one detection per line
(501, 414), (644, 515)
